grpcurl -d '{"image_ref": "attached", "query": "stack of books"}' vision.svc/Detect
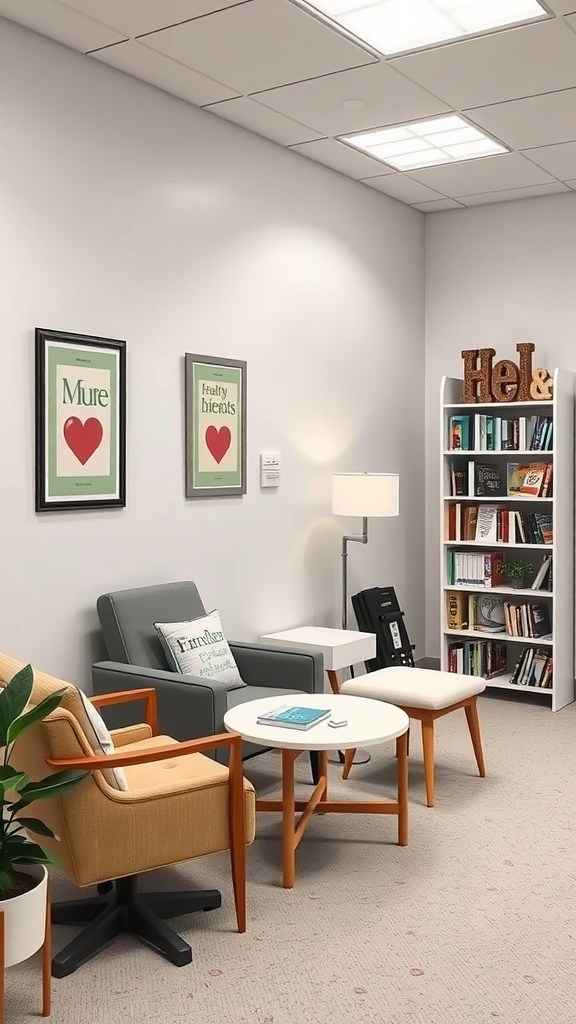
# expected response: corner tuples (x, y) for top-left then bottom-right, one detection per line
(510, 648), (553, 688)
(448, 414), (553, 452)
(502, 601), (551, 639)
(447, 639), (507, 679)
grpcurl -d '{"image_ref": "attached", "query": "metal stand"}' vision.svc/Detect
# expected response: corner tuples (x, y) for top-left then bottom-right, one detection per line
(329, 519), (371, 766)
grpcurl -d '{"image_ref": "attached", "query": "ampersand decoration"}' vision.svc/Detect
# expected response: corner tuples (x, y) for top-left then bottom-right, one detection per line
(530, 368), (553, 400)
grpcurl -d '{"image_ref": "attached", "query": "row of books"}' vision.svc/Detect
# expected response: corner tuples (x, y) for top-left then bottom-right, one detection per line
(510, 647), (553, 688)
(447, 640), (553, 687)
(446, 504), (553, 545)
(448, 414), (553, 452)
(446, 551), (552, 591)
(450, 460), (553, 498)
(447, 639), (507, 679)
(446, 592), (551, 638)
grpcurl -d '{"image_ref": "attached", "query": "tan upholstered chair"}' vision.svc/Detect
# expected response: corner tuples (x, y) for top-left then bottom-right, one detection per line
(0, 654), (255, 978)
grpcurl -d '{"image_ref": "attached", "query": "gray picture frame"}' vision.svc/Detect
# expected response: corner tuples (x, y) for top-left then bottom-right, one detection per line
(185, 353), (247, 498)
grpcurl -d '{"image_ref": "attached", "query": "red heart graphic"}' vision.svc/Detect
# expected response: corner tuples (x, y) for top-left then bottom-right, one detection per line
(63, 417), (103, 465)
(205, 425), (231, 464)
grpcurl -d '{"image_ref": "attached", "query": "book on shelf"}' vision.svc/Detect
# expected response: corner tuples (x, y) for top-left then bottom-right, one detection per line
(446, 592), (468, 630)
(446, 550), (506, 588)
(469, 593), (506, 633)
(447, 638), (507, 679)
(519, 462), (548, 497)
(502, 601), (551, 640)
(507, 461), (552, 498)
(475, 505), (498, 542)
(255, 705), (331, 730)
(470, 462), (504, 498)
(531, 555), (553, 591)
(448, 414), (553, 453)
(510, 647), (553, 688)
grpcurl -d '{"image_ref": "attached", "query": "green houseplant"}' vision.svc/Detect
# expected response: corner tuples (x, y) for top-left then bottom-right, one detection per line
(0, 663), (88, 967)
(500, 559), (533, 589)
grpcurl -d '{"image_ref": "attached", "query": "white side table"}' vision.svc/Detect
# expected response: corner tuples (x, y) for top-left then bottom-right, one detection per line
(259, 626), (376, 695)
(260, 627), (377, 765)
(224, 693), (409, 889)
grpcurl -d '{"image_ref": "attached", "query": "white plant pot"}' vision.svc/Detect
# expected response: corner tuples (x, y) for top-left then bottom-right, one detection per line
(0, 864), (47, 967)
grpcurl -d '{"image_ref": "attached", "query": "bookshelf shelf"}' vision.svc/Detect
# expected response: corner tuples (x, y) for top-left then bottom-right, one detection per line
(440, 370), (574, 711)
(443, 584), (553, 598)
(443, 629), (553, 646)
(442, 540), (552, 549)
(444, 400), (553, 411)
(442, 495), (553, 503)
(443, 450), (553, 457)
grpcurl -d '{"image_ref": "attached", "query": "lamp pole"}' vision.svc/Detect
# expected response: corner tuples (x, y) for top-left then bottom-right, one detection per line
(341, 518), (368, 630)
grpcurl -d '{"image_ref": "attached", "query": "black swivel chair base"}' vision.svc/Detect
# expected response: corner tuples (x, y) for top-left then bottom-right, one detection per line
(51, 874), (222, 978)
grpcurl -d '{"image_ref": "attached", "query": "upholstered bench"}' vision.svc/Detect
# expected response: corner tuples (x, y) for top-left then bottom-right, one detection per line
(341, 666), (486, 806)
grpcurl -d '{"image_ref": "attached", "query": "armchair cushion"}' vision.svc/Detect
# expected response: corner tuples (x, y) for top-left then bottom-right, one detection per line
(77, 690), (128, 791)
(155, 609), (246, 691)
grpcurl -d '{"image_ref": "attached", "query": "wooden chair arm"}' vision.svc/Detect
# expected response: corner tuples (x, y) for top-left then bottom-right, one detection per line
(46, 731), (242, 771)
(89, 688), (159, 736)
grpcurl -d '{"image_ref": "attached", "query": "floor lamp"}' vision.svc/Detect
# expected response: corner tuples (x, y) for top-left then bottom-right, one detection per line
(332, 472), (400, 765)
(332, 472), (400, 631)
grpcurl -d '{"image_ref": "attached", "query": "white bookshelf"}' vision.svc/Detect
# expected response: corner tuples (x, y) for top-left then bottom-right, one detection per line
(440, 370), (575, 711)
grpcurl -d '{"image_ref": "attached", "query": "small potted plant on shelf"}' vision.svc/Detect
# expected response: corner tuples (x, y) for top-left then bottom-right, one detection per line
(0, 664), (88, 969)
(500, 559), (534, 590)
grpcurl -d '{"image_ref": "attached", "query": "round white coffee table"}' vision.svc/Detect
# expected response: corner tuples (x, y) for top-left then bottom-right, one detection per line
(224, 693), (409, 889)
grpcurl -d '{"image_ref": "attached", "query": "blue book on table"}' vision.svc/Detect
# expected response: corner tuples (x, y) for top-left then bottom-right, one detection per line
(256, 705), (331, 730)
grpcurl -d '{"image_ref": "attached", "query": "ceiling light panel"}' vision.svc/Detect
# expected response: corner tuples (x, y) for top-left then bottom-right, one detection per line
(343, 115), (508, 170)
(302, 0), (549, 55)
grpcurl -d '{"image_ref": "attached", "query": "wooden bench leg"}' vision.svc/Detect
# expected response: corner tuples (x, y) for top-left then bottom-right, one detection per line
(421, 717), (435, 808)
(464, 697), (486, 778)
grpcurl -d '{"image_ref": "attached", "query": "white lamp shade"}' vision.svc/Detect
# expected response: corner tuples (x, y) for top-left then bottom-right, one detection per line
(332, 473), (399, 517)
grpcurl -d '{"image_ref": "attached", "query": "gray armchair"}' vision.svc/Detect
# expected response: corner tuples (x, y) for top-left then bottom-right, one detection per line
(92, 582), (324, 778)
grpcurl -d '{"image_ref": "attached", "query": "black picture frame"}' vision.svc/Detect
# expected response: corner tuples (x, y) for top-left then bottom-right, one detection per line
(35, 328), (126, 512)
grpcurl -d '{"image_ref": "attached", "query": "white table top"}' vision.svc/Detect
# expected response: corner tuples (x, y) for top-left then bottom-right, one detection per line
(223, 693), (409, 751)
(259, 626), (376, 672)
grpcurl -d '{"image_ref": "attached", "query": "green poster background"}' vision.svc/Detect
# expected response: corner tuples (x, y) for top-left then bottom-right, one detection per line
(193, 362), (243, 489)
(47, 343), (119, 500)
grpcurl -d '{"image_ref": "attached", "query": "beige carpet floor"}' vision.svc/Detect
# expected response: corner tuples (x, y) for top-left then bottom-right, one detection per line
(7, 691), (576, 1024)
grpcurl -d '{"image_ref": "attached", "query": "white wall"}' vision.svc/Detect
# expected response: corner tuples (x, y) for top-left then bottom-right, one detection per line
(425, 192), (576, 656)
(0, 19), (426, 685)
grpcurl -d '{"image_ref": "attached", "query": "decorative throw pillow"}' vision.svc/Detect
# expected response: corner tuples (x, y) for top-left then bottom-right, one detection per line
(154, 609), (246, 691)
(76, 690), (128, 791)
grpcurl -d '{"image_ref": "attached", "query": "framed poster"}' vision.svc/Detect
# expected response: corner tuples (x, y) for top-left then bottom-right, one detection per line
(185, 353), (246, 498)
(35, 328), (126, 512)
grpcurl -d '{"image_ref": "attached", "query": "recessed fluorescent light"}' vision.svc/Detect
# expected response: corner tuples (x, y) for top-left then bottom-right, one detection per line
(343, 115), (508, 170)
(302, 0), (548, 56)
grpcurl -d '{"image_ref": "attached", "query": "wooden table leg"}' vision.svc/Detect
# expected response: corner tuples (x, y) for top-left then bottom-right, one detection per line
(397, 729), (409, 847)
(42, 887), (51, 1017)
(326, 670), (340, 694)
(282, 749), (299, 889)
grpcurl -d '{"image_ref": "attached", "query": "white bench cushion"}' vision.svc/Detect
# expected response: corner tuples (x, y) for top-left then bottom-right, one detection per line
(341, 666), (485, 711)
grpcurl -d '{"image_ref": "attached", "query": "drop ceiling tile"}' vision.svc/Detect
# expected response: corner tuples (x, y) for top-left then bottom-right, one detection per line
(408, 152), (555, 197)
(546, 2), (576, 13)
(139, 0), (376, 94)
(458, 183), (570, 206)
(56, 1), (243, 38)
(255, 62), (450, 137)
(204, 97), (322, 145)
(565, 12), (576, 32)
(522, 140), (576, 179)
(91, 39), (238, 105)
(0, 0), (124, 51)
(289, 138), (395, 179)
(391, 20), (576, 111)
(468, 89), (576, 150)
(412, 199), (465, 212)
(566, 179), (576, 188)
(360, 174), (444, 204)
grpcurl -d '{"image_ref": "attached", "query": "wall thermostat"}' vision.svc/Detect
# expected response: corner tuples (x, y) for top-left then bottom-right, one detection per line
(260, 453), (281, 488)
